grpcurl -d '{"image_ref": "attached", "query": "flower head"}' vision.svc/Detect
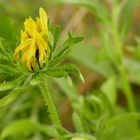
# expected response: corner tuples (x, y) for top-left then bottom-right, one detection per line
(14, 8), (50, 71)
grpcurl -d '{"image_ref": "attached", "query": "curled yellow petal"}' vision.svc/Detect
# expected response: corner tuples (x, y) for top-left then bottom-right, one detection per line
(39, 7), (49, 35)
(26, 38), (36, 71)
(14, 7), (50, 71)
(14, 39), (31, 59)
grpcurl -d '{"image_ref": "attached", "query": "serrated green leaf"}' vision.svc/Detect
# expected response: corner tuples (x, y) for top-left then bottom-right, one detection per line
(49, 42), (71, 67)
(46, 67), (68, 78)
(0, 75), (24, 92)
(62, 63), (84, 83)
(1, 119), (59, 139)
(0, 64), (18, 74)
(0, 74), (27, 92)
(0, 91), (18, 107)
(0, 82), (16, 92)
(62, 63), (80, 73)
(52, 25), (61, 50)
(49, 35), (83, 67)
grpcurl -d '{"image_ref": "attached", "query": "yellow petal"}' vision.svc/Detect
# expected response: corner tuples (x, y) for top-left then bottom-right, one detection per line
(14, 39), (31, 59)
(38, 42), (46, 67)
(39, 8), (49, 35)
(36, 17), (41, 32)
(24, 17), (37, 37)
(26, 38), (36, 71)
(21, 48), (28, 64)
(21, 31), (28, 43)
(14, 7), (51, 71)
(36, 31), (48, 50)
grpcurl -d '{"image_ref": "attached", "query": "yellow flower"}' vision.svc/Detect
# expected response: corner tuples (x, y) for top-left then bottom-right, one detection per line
(14, 7), (50, 71)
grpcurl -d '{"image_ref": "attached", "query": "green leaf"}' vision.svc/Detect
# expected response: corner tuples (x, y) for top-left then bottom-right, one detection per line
(0, 64), (19, 76)
(0, 82), (16, 92)
(54, 77), (78, 102)
(0, 16), (13, 43)
(106, 113), (140, 128)
(52, 25), (61, 50)
(101, 76), (117, 106)
(70, 43), (115, 78)
(0, 38), (13, 61)
(1, 119), (59, 139)
(30, 78), (40, 86)
(62, 64), (84, 83)
(119, 0), (138, 40)
(0, 76), (25, 92)
(73, 111), (85, 132)
(49, 34), (83, 67)
(86, 95), (104, 116)
(102, 113), (140, 140)
(46, 67), (68, 78)
(0, 92), (18, 107)
(101, 30), (118, 64)
(56, 127), (69, 137)
(44, 63), (84, 80)
(124, 57), (140, 85)
(68, 32), (84, 44)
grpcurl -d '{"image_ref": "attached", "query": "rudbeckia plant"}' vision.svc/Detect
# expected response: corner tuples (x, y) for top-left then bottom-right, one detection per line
(0, 7), (83, 140)
(14, 8), (51, 71)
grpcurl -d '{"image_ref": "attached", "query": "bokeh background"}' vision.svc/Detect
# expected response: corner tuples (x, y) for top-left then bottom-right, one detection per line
(1, 0), (140, 140)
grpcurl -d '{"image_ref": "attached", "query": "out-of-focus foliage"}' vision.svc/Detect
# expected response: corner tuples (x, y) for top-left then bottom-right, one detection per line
(1, 0), (140, 140)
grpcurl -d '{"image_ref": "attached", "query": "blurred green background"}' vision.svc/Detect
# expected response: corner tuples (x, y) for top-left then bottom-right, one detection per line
(1, 0), (140, 140)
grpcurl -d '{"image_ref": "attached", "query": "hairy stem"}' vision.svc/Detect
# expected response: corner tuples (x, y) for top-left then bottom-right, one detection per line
(39, 80), (61, 128)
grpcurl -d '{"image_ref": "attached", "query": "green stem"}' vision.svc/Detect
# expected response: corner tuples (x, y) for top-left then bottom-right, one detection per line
(111, 3), (122, 63)
(39, 80), (61, 128)
(111, 2), (135, 112)
(119, 65), (135, 112)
